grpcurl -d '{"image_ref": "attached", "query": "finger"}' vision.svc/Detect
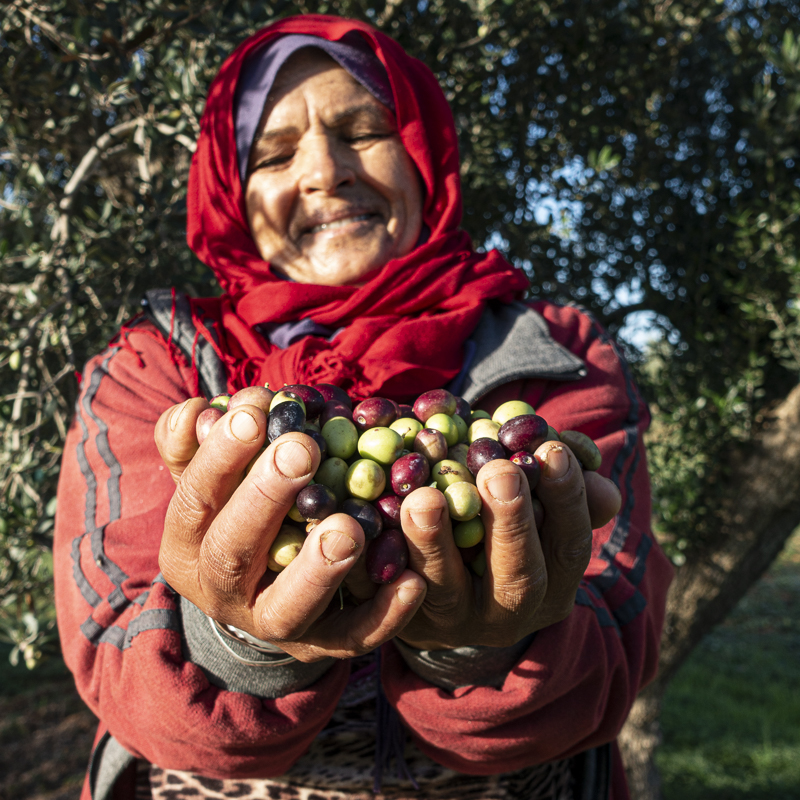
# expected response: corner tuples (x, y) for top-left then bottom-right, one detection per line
(158, 405), (267, 594)
(401, 486), (470, 599)
(584, 470), (622, 529)
(475, 459), (546, 618)
(155, 398), (210, 484)
(532, 442), (593, 614)
(282, 569), (427, 661)
(342, 540), (379, 602)
(198, 433), (320, 612)
(252, 512), (364, 640)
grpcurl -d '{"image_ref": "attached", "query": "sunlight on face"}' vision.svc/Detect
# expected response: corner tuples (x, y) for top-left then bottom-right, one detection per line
(245, 49), (423, 286)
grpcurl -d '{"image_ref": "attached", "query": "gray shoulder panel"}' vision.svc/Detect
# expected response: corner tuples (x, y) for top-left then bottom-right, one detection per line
(142, 289), (228, 400)
(461, 301), (587, 405)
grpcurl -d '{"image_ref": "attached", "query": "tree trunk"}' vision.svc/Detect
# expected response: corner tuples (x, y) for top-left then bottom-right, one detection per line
(620, 383), (800, 800)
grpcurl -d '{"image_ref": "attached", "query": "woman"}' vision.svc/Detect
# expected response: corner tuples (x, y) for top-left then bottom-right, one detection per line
(54, 14), (673, 800)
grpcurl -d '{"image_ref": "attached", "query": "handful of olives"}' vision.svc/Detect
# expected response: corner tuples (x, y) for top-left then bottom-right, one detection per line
(195, 384), (602, 584)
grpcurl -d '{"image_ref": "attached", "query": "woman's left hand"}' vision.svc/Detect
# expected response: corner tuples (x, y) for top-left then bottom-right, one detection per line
(396, 441), (621, 650)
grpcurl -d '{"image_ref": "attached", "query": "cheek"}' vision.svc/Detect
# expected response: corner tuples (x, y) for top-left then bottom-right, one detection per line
(245, 180), (290, 253)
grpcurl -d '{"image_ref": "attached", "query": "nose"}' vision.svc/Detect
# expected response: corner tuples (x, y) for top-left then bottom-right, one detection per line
(296, 132), (355, 195)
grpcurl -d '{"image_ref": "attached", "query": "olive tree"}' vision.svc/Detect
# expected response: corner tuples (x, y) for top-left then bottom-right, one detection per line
(2, 1), (799, 796)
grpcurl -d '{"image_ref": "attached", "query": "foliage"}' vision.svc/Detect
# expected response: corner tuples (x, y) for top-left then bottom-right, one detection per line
(1, 0), (799, 664)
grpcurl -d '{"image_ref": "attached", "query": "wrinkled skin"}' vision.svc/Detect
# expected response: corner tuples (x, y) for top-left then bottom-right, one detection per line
(155, 399), (620, 661)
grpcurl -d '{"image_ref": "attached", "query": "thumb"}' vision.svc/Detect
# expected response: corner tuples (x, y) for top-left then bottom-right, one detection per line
(154, 398), (209, 484)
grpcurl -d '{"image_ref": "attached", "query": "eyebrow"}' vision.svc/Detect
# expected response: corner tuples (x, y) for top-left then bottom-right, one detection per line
(255, 103), (394, 144)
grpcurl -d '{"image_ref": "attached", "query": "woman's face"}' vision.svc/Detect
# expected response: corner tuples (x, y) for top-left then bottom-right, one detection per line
(245, 49), (424, 286)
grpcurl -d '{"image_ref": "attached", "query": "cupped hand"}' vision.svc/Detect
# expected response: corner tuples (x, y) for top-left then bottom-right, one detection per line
(154, 399), (426, 663)
(396, 441), (620, 651)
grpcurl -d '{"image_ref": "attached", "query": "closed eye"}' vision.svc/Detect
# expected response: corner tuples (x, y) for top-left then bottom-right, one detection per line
(252, 153), (294, 170)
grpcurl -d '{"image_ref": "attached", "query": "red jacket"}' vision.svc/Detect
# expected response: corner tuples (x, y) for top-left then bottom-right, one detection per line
(54, 300), (672, 799)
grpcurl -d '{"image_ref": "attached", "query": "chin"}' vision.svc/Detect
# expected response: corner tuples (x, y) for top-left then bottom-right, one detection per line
(304, 253), (387, 287)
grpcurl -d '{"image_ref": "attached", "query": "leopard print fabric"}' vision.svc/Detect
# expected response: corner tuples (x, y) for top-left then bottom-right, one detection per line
(140, 657), (574, 800)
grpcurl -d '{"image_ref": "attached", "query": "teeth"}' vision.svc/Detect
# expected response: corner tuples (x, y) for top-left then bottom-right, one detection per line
(310, 214), (371, 234)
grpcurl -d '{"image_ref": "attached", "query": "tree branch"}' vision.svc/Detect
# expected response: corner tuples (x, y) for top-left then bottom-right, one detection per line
(50, 118), (143, 244)
(11, 2), (110, 62)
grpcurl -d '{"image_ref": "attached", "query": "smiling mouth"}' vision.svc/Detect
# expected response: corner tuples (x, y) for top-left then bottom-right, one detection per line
(306, 213), (378, 235)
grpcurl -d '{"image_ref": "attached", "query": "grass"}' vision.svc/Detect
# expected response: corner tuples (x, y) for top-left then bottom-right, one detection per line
(658, 530), (800, 800)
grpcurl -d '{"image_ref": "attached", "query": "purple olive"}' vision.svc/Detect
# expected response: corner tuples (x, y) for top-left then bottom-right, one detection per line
(319, 400), (353, 427)
(295, 484), (338, 522)
(342, 498), (384, 541)
(365, 528), (409, 584)
(413, 389), (457, 423)
(375, 493), (403, 529)
(281, 384), (325, 420)
(466, 437), (506, 477)
(454, 396), (472, 425)
(268, 401), (306, 443)
(397, 404), (418, 420)
(196, 407), (224, 444)
(509, 451), (541, 490)
(391, 452), (431, 497)
(498, 414), (549, 455)
(313, 384), (352, 409)
(305, 429), (328, 461)
(413, 428), (448, 466)
(228, 386), (275, 415)
(352, 397), (397, 433)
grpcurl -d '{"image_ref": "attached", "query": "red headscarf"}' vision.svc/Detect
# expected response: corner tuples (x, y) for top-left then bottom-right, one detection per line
(186, 14), (528, 402)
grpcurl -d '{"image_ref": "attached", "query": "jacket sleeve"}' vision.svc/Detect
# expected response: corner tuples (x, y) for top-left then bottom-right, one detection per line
(53, 320), (350, 778)
(380, 302), (674, 774)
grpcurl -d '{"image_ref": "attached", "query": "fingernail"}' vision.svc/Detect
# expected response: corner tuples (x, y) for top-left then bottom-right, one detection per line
(320, 531), (359, 563)
(541, 444), (569, 480)
(169, 400), (189, 431)
(409, 507), (442, 529)
(274, 440), (313, 478)
(230, 409), (259, 442)
(396, 583), (423, 606)
(487, 472), (521, 502)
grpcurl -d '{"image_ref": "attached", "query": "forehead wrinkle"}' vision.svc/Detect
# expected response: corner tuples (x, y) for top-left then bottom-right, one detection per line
(254, 125), (301, 144)
(326, 103), (393, 128)
(259, 102), (392, 144)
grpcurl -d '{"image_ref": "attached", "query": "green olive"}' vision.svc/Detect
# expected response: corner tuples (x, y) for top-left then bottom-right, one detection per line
(315, 457), (349, 504)
(358, 427), (404, 465)
(451, 413), (469, 443)
(268, 525), (306, 572)
(431, 459), (476, 491)
(467, 418), (501, 444)
(390, 417), (424, 449)
(444, 482), (482, 522)
(453, 516), (485, 548)
(426, 413), (460, 447)
(345, 459), (387, 501)
(321, 417), (359, 460)
(492, 400), (536, 426)
(270, 391), (307, 415)
(559, 430), (602, 471)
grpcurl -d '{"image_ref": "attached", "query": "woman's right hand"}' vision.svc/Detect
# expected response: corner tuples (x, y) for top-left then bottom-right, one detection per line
(154, 398), (426, 663)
